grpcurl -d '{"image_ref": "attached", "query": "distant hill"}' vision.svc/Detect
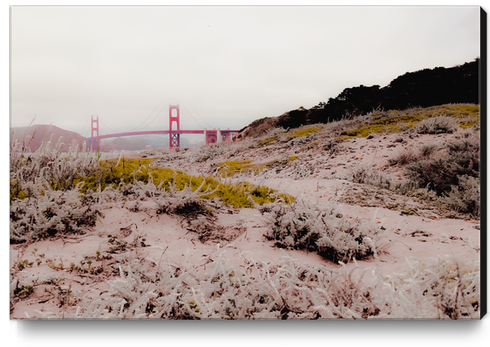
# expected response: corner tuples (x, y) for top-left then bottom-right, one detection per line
(235, 58), (479, 140)
(10, 124), (86, 152)
(10, 126), (205, 153)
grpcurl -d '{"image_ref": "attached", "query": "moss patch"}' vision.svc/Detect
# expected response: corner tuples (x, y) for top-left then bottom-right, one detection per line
(71, 158), (159, 193)
(258, 135), (278, 147)
(216, 160), (267, 177)
(287, 126), (322, 140)
(338, 104), (479, 140)
(43, 158), (292, 209)
(217, 156), (298, 178)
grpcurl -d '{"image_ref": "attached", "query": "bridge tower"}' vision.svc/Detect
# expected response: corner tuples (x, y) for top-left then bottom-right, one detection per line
(169, 104), (180, 149)
(90, 114), (100, 151)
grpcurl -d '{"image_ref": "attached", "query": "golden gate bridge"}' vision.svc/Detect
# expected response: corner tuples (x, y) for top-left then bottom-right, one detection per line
(86, 104), (239, 151)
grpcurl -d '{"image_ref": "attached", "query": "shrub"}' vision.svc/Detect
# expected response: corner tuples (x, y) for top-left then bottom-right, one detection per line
(442, 175), (480, 217)
(322, 137), (339, 155)
(388, 148), (418, 166)
(286, 160), (315, 179)
(10, 139), (99, 201)
(153, 180), (213, 216)
(10, 187), (99, 243)
(350, 165), (414, 194)
(419, 141), (443, 158)
(261, 199), (384, 263)
(253, 127), (286, 145)
(336, 104), (479, 141)
(458, 116), (480, 129)
(386, 255), (480, 319)
(411, 115), (458, 134)
(193, 144), (227, 163)
(405, 138), (479, 196)
(67, 157), (291, 209)
(30, 250), (479, 319)
(10, 140), (293, 245)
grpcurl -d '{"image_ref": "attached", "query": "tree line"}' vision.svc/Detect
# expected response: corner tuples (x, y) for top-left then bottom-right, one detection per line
(275, 58), (479, 129)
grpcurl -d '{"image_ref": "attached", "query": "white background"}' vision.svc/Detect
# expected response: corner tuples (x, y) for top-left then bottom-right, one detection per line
(4, 1), (489, 346)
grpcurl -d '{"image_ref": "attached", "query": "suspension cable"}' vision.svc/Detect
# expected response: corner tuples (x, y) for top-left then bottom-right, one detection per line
(189, 103), (212, 129)
(139, 105), (166, 130)
(99, 118), (119, 133)
(80, 115), (90, 138)
(182, 104), (204, 129)
(99, 118), (120, 134)
(129, 105), (158, 132)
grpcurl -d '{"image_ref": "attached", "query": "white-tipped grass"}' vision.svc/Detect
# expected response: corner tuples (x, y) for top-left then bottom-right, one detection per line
(16, 248), (479, 319)
(260, 198), (389, 263)
(10, 137), (99, 199)
(10, 104), (481, 319)
(441, 175), (480, 217)
(418, 141), (444, 158)
(387, 148), (419, 166)
(10, 185), (100, 243)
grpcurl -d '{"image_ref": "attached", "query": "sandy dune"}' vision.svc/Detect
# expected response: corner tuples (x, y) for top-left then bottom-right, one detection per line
(9, 127), (480, 319)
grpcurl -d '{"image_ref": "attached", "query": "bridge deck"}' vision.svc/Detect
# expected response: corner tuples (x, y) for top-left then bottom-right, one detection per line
(91, 129), (238, 140)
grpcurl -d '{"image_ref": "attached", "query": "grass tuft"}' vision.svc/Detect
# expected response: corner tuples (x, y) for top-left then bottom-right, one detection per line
(287, 126), (322, 140)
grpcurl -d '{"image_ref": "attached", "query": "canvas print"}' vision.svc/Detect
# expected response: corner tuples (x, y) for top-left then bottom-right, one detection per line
(9, 6), (483, 319)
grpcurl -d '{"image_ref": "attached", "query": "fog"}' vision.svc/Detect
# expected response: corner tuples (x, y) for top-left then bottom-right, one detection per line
(10, 6), (480, 137)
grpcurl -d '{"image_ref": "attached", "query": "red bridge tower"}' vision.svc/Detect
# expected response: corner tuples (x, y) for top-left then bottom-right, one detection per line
(169, 104), (180, 149)
(90, 114), (100, 151)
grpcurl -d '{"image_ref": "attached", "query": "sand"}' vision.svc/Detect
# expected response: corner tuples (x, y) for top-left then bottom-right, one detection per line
(9, 129), (480, 319)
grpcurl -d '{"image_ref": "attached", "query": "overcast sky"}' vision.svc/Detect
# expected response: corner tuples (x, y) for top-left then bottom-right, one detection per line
(10, 5), (480, 137)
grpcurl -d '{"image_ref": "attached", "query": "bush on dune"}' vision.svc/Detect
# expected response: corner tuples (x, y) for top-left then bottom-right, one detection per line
(405, 137), (479, 196)
(10, 187), (99, 243)
(356, 130), (480, 218)
(411, 115), (458, 134)
(261, 199), (387, 263)
(441, 175), (480, 217)
(9, 138), (293, 243)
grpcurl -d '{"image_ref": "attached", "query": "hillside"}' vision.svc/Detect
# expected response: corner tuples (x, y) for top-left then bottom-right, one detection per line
(10, 103), (481, 319)
(10, 124), (86, 152)
(10, 125), (204, 153)
(235, 59), (479, 141)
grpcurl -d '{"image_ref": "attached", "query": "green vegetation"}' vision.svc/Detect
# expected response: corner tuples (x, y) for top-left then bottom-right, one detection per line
(71, 158), (159, 193)
(353, 129), (480, 218)
(44, 158), (292, 209)
(405, 137), (480, 197)
(17, 285), (34, 299)
(217, 157), (298, 178)
(258, 135), (278, 147)
(299, 59), (479, 126)
(11, 259), (34, 273)
(411, 116), (458, 134)
(255, 125), (322, 148)
(216, 160), (266, 177)
(286, 126), (322, 140)
(10, 180), (29, 201)
(337, 104), (480, 141)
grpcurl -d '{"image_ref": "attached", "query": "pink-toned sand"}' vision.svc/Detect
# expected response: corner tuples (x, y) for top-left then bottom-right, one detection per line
(10, 130), (480, 319)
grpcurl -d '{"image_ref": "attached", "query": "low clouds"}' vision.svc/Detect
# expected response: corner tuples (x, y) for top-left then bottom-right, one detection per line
(11, 6), (480, 136)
